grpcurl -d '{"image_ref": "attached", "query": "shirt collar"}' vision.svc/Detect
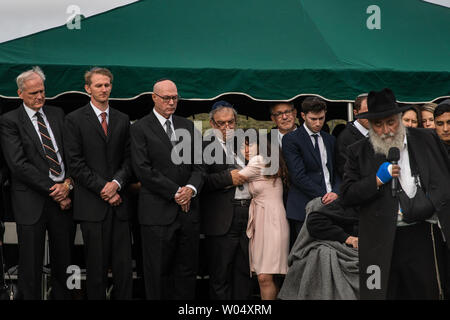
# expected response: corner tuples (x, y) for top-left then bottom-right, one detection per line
(278, 126), (297, 139)
(90, 101), (109, 117)
(354, 120), (369, 137)
(23, 103), (44, 119)
(303, 123), (320, 137)
(153, 108), (173, 127)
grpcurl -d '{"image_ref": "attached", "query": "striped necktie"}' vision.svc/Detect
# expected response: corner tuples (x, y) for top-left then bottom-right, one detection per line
(35, 112), (62, 176)
(165, 120), (176, 146)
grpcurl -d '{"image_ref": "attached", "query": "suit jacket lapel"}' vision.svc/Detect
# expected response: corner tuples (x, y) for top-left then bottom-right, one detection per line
(107, 107), (118, 144)
(149, 112), (173, 151)
(323, 134), (333, 175)
(407, 132), (430, 188)
(300, 126), (321, 166)
(19, 106), (46, 161)
(85, 105), (107, 141)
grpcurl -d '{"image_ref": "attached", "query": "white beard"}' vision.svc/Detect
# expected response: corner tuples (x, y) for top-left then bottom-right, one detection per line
(369, 122), (406, 157)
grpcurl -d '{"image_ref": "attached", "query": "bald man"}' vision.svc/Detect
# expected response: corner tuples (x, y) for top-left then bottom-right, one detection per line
(130, 79), (203, 300)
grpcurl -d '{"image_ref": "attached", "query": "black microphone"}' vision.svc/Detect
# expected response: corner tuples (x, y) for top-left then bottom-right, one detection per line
(387, 147), (400, 197)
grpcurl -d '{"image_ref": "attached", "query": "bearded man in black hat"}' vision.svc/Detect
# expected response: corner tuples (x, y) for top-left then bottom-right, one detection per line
(341, 88), (450, 300)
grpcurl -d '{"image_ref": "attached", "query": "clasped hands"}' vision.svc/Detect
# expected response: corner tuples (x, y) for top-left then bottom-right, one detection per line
(49, 178), (72, 210)
(175, 186), (194, 213)
(100, 181), (122, 207)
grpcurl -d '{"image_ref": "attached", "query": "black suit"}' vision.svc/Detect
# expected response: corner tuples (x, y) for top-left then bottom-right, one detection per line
(341, 128), (450, 299)
(335, 121), (367, 178)
(0, 105), (73, 300)
(130, 111), (203, 299)
(200, 137), (252, 300)
(64, 104), (133, 299)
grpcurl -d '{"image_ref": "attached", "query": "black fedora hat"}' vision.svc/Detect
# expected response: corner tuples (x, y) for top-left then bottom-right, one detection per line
(356, 88), (409, 120)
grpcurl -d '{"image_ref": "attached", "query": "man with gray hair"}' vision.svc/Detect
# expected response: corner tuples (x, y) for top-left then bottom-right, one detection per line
(200, 100), (252, 300)
(341, 88), (450, 300)
(0, 66), (74, 299)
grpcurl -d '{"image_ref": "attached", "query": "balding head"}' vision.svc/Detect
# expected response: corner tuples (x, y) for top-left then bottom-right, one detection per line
(152, 79), (179, 119)
(153, 79), (177, 93)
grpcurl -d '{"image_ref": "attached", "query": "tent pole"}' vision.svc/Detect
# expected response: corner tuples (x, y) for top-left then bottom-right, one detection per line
(347, 102), (354, 122)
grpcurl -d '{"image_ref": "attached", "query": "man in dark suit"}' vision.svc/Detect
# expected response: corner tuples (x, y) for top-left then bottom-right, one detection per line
(341, 88), (450, 300)
(0, 67), (74, 299)
(200, 100), (252, 300)
(64, 67), (133, 300)
(282, 97), (341, 247)
(335, 94), (369, 177)
(130, 79), (203, 300)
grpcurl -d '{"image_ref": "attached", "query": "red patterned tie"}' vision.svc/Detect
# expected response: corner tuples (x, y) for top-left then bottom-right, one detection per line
(101, 112), (108, 136)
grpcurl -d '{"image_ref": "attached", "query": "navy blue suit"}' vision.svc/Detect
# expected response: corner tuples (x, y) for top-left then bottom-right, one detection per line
(282, 125), (341, 223)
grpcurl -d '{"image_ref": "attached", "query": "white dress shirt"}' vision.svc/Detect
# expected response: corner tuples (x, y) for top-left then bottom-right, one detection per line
(23, 104), (65, 182)
(303, 123), (332, 193)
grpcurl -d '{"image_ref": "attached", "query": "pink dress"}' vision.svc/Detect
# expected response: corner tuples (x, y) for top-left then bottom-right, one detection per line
(239, 155), (290, 275)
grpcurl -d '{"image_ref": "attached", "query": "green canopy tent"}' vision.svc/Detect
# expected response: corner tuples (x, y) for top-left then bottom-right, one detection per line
(0, 0), (449, 119)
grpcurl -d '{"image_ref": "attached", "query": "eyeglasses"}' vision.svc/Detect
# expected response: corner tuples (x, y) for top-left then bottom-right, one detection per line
(212, 119), (236, 128)
(154, 92), (179, 103)
(271, 109), (294, 118)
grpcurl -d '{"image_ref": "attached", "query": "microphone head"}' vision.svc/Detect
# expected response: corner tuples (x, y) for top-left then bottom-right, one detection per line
(387, 147), (400, 162)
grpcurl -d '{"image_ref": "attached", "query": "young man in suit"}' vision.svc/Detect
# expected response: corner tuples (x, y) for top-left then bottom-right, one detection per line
(335, 94), (369, 177)
(0, 67), (74, 299)
(64, 67), (133, 300)
(130, 79), (203, 300)
(282, 97), (341, 248)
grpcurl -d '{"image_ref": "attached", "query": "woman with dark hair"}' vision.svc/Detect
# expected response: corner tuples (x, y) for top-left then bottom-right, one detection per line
(238, 130), (290, 300)
(401, 104), (422, 128)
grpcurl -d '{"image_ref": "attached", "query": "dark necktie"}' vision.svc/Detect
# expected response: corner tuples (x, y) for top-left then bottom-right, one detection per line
(100, 112), (107, 136)
(165, 120), (176, 146)
(312, 134), (322, 166)
(35, 112), (62, 176)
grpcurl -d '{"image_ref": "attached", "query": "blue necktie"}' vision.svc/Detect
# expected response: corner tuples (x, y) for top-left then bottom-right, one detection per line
(312, 134), (322, 167)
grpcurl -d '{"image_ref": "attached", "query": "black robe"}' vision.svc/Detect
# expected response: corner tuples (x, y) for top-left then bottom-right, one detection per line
(341, 127), (450, 300)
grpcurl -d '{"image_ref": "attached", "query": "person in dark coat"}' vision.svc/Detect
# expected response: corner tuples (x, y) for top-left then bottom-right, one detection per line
(341, 88), (450, 300)
(336, 94), (369, 178)
(307, 198), (359, 247)
(278, 197), (359, 300)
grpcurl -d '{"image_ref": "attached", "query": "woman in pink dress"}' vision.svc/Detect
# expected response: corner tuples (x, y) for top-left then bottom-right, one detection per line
(238, 133), (290, 300)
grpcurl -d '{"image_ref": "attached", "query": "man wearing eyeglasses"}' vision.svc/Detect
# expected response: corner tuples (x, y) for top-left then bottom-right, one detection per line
(269, 102), (298, 148)
(200, 100), (252, 300)
(130, 79), (203, 300)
